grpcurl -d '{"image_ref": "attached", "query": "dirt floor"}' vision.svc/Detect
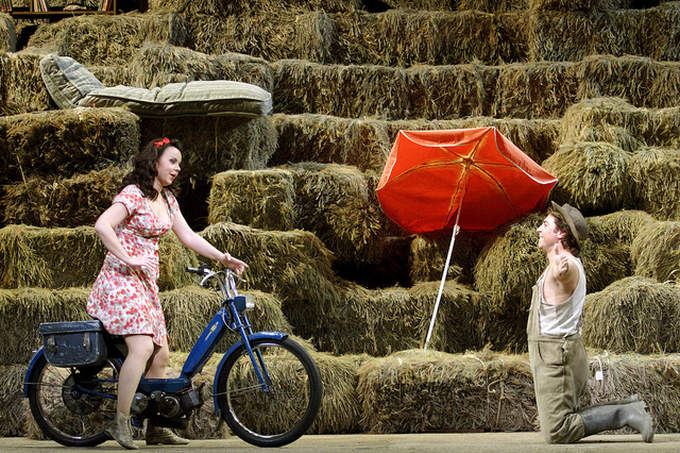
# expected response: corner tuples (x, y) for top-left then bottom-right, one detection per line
(4, 432), (680, 452)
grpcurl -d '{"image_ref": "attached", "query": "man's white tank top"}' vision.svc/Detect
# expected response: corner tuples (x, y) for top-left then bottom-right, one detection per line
(538, 256), (586, 337)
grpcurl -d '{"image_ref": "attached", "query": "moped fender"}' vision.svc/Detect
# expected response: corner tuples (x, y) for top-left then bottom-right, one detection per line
(212, 331), (287, 415)
(23, 348), (45, 397)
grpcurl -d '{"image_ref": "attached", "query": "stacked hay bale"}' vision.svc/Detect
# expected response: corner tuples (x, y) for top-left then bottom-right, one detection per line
(2, 0), (680, 441)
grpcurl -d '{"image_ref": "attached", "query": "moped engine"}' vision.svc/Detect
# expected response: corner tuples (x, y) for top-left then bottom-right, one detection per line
(131, 387), (203, 422)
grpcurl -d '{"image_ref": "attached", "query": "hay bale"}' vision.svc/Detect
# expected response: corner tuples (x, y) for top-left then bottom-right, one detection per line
(408, 233), (483, 286)
(272, 60), (413, 120)
(629, 147), (680, 220)
(271, 114), (559, 175)
(492, 61), (578, 119)
(0, 287), (90, 365)
(26, 13), (189, 66)
(528, 0), (624, 11)
(542, 142), (632, 215)
(357, 349), (536, 433)
(0, 225), (197, 290)
(208, 168), (296, 231)
(559, 97), (680, 149)
(0, 50), (51, 115)
(128, 43), (274, 91)
(0, 13), (16, 52)
(149, 0), (360, 15)
(287, 163), (386, 265)
(141, 115), (276, 178)
(3, 166), (129, 228)
(584, 353), (680, 433)
(270, 114), (392, 173)
(332, 9), (502, 66)
(198, 222), (337, 302)
(582, 277), (680, 354)
(575, 55), (659, 108)
(619, 2), (680, 62)
(0, 107), (139, 186)
(162, 286), (293, 353)
(528, 10), (623, 62)
(580, 210), (655, 293)
(0, 365), (28, 436)
(187, 11), (334, 63)
(631, 220), (680, 283)
(383, 0), (530, 12)
(473, 214), (546, 316)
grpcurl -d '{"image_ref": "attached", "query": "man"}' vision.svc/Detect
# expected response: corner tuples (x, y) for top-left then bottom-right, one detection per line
(527, 201), (654, 444)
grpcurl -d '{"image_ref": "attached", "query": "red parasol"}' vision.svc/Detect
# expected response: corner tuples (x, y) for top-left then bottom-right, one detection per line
(376, 127), (557, 348)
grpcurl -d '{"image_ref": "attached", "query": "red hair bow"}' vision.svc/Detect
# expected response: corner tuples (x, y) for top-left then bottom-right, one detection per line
(154, 137), (170, 148)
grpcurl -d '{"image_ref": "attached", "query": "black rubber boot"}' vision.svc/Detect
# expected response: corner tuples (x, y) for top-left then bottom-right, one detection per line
(578, 400), (654, 443)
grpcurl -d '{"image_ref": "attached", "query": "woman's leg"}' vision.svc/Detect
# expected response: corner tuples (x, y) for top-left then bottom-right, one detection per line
(118, 335), (155, 414)
(144, 340), (170, 379)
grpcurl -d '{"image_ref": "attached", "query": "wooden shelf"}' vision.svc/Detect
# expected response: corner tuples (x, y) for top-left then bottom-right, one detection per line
(8, 1), (117, 20)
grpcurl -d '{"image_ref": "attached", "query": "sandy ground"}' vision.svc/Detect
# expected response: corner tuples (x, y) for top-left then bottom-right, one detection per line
(3, 432), (680, 452)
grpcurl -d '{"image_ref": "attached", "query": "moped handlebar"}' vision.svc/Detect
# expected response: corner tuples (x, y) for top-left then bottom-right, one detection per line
(185, 264), (246, 300)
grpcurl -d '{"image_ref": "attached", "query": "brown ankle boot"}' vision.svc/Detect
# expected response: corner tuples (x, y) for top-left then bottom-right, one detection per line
(145, 425), (190, 445)
(105, 412), (139, 450)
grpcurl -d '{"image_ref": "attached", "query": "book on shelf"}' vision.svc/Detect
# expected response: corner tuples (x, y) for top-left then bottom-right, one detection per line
(1, 0), (13, 13)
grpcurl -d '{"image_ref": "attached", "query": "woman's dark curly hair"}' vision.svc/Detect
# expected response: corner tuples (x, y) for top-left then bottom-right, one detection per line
(121, 138), (183, 201)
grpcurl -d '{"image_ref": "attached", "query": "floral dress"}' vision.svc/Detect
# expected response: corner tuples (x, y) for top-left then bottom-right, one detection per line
(87, 184), (178, 346)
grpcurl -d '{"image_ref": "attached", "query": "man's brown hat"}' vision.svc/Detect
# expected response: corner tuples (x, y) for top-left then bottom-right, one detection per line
(550, 201), (588, 246)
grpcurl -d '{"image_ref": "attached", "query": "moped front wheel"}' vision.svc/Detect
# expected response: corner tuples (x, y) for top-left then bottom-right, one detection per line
(215, 337), (323, 447)
(26, 352), (120, 447)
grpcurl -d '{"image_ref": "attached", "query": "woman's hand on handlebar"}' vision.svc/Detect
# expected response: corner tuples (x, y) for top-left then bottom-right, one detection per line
(219, 253), (248, 275)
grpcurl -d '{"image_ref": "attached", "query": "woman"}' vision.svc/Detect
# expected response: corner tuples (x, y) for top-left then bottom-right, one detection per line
(87, 137), (247, 450)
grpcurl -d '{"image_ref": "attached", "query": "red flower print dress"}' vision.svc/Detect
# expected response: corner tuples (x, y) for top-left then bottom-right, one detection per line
(87, 185), (178, 346)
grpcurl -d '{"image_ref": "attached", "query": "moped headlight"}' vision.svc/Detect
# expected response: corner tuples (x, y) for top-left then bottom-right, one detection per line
(234, 295), (255, 312)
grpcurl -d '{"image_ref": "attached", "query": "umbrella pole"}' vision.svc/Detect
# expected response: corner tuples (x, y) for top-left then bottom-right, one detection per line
(423, 220), (460, 350)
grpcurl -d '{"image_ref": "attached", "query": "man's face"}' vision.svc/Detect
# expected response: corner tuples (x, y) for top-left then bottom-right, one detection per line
(537, 214), (562, 252)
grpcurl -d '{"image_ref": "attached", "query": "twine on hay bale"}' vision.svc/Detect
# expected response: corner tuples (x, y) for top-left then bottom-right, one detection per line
(631, 220), (680, 283)
(3, 166), (128, 228)
(629, 147), (680, 220)
(492, 61), (578, 119)
(0, 287), (90, 365)
(356, 348), (536, 434)
(542, 142), (632, 215)
(26, 13), (189, 66)
(582, 277), (680, 354)
(162, 286), (292, 353)
(128, 43), (273, 91)
(0, 225), (197, 290)
(580, 210), (654, 293)
(0, 107), (139, 186)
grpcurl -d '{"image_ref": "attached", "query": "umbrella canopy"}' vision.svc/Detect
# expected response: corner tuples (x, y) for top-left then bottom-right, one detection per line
(376, 127), (558, 235)
(376, 127), (557, 349)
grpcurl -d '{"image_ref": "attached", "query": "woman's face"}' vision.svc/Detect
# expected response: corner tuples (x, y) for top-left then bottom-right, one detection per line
(154, 146), (182, 188)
